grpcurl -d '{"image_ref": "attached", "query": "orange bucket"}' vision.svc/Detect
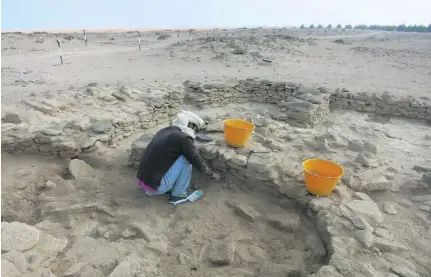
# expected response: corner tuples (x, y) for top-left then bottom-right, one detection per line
(302, 158), (344, 196)
(223, 119), (255, 147)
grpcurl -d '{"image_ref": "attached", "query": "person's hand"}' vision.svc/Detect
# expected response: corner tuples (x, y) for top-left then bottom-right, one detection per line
(210, 173), (221, 180)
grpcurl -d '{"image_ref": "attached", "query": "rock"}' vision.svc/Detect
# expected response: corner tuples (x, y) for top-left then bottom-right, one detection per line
(267, 214), (301, 232)
(205, 121), (224, 132)
(398, 199), (413, 207)
(365, 176), (392, 191)
(122, 227), (137, 238)
(68, 159), (97, 179)
(91, 118), (113, 133)
(2, 251), (28, 273)
(387, 274), (400, 277)
(147, 240), (168, 255)
(330, 236), (359, 256)
(37, 180), (57, 190)
(353, 192), (371, 201)
(178, 253), (199, 270)
(355, 152), (379, 167)
(421, 172), (431, 186)
(2, 112), (22, 124)
(32, 233), (68, 264)
(373, 237), (408, 252)
(391, 266), (420, 277)
(22, 100), (57, 115)
(411, 195), (431, 202)
(68, 264), (104, 277)
(80, 137), (98, 149)
(355, 229), (374, 249)
(342, 176), (357, 189)
(418, 205), (430, 212)
(330, 253), (381, 277)
(309, 197), (333, 212)
(258, 261), (304, 277)
(346, 200), (383, 227)
(348, 139), (365, 152)
(384, 254), (417, 271)
(1, 260), (21, 277)
(304, 234), (327, 258)
(309, 265), (343, 277)
(235, 243), (270, 264)
(374, 228), (394, 240)
(206, 241), (235, 266)
(383, 204), (398, 215)
(412, 165), (431, 172)
(130, 222), (155, 241)
(364, 141), (378, 154)
(232, 203), (260, 222)
(108, 254), (142, 277)
(1, 222), (41, 252)
(340, 204), (374, 230)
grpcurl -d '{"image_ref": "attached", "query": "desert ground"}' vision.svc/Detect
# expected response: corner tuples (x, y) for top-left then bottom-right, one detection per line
(1, 28), (431, 277)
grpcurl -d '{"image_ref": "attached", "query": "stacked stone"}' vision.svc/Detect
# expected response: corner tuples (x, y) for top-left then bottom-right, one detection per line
(128, 134), (154, 168)
(1, 123), (79, 158)
(129, 134), (281, 187)
(1, 84), (183, 158)
(330, 89), (431, 120)
(184, 79), (330, 128)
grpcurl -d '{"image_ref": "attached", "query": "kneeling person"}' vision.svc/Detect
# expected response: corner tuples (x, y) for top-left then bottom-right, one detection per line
(137, 111), (219, 204)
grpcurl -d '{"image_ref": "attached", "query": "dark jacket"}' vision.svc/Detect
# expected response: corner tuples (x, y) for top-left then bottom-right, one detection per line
(137, 126), (212, 189)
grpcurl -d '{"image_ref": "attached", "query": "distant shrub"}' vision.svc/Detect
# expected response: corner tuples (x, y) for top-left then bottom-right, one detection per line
(300, 24), (305, 29)
(327, 24), (332, 29)
(336, 24), (342, 29)
(345, 24), (353, 29)
(309, 24), (314, 29)
(354, 25), (368, 30)
(317, 24), (323, 29)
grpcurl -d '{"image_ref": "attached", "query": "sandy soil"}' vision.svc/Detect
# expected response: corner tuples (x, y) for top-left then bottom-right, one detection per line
(1, 28), (431, 277)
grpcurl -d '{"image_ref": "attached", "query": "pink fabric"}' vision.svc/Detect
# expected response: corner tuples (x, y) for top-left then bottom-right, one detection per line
(137, 179), (156, 192)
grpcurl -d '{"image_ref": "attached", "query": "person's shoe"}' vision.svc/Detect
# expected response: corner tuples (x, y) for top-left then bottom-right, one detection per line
(169, 194), (189, 204)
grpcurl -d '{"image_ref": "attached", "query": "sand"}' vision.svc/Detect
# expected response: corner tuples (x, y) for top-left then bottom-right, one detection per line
(1, 28), (431, 277)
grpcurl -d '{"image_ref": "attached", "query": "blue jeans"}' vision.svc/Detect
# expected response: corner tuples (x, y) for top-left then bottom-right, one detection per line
(147, 156), (191, 197)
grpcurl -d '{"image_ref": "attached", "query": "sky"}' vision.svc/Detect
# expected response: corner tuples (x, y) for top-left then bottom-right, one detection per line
(2, 0), (431, 31)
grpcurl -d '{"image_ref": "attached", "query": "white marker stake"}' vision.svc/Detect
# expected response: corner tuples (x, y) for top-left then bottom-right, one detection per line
(137, 31), (141, 50)
(19, 72), (23, 84)
(200, 72), (204, 82)
(83, 29), (88, 46)
(57, 39), (63, 64)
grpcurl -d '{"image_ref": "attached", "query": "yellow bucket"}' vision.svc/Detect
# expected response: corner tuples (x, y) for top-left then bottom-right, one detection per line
(302, 158), (344, 196)
(223, 119), (255, 147)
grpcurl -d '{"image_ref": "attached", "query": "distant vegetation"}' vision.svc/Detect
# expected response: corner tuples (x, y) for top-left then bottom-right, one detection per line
(304, 23), (431, 33)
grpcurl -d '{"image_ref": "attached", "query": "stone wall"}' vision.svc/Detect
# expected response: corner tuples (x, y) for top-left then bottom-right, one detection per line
(3, 79), (430, 159)
(185, 79), (431, 124)
(184, 78), (330, 128)
(330, 89), (431, 120)
(1, 83), (183, 158)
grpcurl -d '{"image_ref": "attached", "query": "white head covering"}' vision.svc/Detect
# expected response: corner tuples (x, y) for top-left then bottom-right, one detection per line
(171, 110), (206, 138)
